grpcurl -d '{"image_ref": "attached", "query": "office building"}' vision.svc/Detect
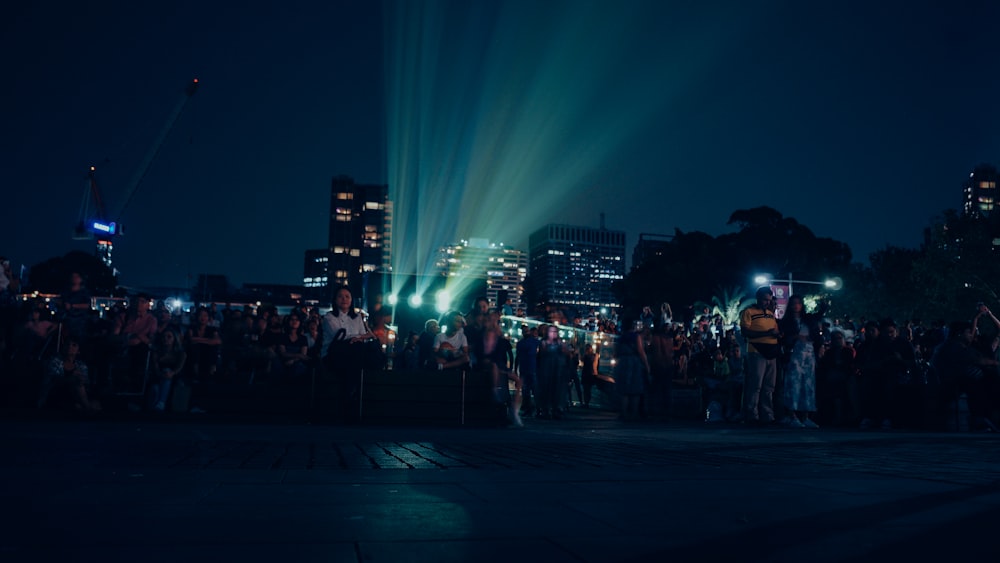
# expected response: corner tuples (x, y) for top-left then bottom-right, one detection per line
(436, 238), (527, 313)
(303, 176), (392, 303)
(963, 164), (999, 219)
(631, 233), (674, 271)
(528, 222), (626, 312)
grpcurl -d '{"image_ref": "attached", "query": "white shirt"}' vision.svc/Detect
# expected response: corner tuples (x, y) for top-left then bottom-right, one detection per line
(433, 329), (468, 359)
(321, 310), (369, 357)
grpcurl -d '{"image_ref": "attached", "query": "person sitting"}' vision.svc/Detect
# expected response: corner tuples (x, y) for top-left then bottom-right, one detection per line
(931, 321), (1000, 432)
(150, 329), (186, 412)
(219, 308), (246, 378)
(433, 312), (469, 370)
(21, 302), (57, 361)
(185, 306), (222, 381)
(59, 271), (91, 341)
(119, 294), (158, 392)
(241, 314), (270, 381)
(400, 331), (421, 371)
(259, 313), (286, 377)
(417, 319), (440, 370)
(277, 314), (310, 381)
(38, 337), (100, 413)
(303, 317), (321, 359)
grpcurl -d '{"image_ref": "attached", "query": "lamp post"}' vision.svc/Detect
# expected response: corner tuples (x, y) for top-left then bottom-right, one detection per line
(753, 274), (842, 319)
(753, 273), (843, 297)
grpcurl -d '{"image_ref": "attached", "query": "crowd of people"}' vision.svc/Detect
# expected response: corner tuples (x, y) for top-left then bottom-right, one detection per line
(1, 268), (998, 432)
(0, 271), (339, 413)
(644, 288), (1000, 433)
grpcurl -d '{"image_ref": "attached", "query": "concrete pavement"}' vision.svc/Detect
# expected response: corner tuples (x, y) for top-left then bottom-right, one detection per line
(2, 409), (998, 562)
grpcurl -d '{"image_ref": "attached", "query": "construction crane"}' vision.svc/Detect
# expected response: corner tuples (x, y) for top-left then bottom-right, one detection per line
(74, 78), (200, 271)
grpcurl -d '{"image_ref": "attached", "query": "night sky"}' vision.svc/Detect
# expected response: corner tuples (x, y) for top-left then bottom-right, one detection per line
(5, 1), (1000, 291)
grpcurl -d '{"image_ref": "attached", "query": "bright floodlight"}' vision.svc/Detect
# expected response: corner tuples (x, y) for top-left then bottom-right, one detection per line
(408, 294), (423, 308)
(387, 294), (399, 306)
(824, 277), (844, 291)
(435, 290), (451, 314)
(754, 275), (770, 285)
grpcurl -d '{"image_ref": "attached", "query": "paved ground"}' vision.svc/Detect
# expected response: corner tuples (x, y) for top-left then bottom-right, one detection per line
(2, 409), (999, 562)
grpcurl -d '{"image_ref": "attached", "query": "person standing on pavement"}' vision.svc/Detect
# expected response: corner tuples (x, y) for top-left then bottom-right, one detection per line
(741, 287), (782, 425)
(515, 325), (540, 416)
(321, 286), (377, 422)
(616, 318), (651, 421)
(536, 324), (569, 419)
(778, 295), (827, 428)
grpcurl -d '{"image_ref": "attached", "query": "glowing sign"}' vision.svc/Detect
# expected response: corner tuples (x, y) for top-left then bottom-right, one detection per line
(91, 221), (117, 235)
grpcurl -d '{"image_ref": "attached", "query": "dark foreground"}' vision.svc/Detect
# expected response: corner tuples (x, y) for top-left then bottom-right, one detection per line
(2, 410), (999, 563)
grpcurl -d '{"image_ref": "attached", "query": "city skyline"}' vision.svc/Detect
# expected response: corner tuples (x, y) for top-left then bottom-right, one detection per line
(4, 1), (1000, 289)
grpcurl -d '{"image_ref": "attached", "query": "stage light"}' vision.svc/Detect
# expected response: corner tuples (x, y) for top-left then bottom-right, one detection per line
(387, 294), (399, 306)
(408, 294), (423, 308)
(384, 1), (676, 288)
(435, 290), (451, 313)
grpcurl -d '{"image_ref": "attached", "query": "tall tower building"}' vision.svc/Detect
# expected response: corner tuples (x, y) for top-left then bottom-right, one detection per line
(528, 223), (626, 312)
(963, 164), (999, 219)
(304, 176), (392, 304)
(436, 238), (527, 313)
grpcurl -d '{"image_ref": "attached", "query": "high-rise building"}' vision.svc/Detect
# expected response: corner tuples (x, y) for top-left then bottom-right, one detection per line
(303, 176), (392, 303)
(528, 223), (626, 312)
(631, 233), (674, 271)
(436, 238), (527, 313)
(963, 164), (999, 219)
(302, 248), (330, 297)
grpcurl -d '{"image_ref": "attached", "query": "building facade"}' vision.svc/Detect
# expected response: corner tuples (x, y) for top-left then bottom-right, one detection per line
(436, 238), (527, 313)
(528, 223), (626, 313)
(303, 176), (392, 304)
(963, 164), (999, 219)
(631, 233), (674, 271)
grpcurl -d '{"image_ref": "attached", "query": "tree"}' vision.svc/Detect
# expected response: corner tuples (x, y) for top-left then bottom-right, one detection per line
(616, 207), (855, 323)
(908, 210), (1000, 321)
(694, 286), (753, 329)
(721, 206), (853, 286)
(28, 251), (116, 295)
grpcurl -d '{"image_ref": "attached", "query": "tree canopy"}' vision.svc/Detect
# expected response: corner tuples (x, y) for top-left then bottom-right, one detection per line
(616, 205), (1000, 325)
(28, 251), (116, 295)
(615, 206), (852, 322)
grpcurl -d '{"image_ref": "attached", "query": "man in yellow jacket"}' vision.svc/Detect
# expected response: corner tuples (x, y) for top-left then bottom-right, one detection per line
(740, 286), (781, 425)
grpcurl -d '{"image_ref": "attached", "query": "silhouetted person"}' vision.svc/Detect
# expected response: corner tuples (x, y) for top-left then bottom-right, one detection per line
(741, 287), (781, 425)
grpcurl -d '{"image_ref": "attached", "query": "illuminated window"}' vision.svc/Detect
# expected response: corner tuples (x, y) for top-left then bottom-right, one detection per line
(980, 181), (996, 189)
(336, 192), (354, 200)
(350, 249), (360, 257)
(365, 201), (383, 210)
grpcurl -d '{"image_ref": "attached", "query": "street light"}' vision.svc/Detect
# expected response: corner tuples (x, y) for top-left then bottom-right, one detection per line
(753, 273), (843, 296)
